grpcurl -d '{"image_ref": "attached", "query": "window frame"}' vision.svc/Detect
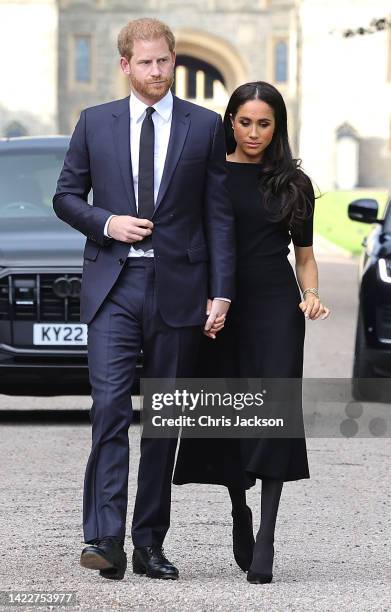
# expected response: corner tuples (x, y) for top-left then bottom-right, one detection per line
(68, 33), (95, 91)
(274, 38), (289, 84)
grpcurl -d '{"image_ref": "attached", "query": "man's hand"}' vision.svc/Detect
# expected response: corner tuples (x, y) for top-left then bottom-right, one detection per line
(107, 215), (153, 243)
(203, 298), (230, 339)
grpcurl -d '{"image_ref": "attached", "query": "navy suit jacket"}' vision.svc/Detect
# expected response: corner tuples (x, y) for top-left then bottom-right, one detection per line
(53, 95), (235, 326)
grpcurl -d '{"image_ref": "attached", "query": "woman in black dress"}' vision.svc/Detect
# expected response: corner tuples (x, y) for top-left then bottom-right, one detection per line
(173, 82), (330, 583)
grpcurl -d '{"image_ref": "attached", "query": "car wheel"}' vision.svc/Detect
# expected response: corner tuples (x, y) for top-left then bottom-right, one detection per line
(352, 307), (380, 401)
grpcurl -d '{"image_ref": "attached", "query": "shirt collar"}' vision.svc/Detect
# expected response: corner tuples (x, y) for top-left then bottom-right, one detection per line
(129, 89), (173, 123)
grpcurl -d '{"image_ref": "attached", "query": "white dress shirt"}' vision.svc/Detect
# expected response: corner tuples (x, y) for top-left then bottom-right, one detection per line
(103, 90), (230, 303)
(103, 89), (173, 257)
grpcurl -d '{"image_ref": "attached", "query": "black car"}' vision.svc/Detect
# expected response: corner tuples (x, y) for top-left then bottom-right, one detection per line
(0, 136), (141, 395)
(348, 195), (391, 401)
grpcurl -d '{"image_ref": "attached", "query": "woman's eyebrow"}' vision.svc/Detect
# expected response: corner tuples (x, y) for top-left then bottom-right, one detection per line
(238, 115), (272, 121)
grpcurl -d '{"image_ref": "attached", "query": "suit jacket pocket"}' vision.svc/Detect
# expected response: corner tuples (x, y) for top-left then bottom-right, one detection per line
(187, 244), (209, 263)
(83, 240), (100, 261)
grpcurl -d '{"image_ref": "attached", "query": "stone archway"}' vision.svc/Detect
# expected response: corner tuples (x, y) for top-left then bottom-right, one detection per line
(117, 29), (248, 116)
(173, 55), (227, 115)
(173, 30), (248, 115)
(174, 29), (248, 96)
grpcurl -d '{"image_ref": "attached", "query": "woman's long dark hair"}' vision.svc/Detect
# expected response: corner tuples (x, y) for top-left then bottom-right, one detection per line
(224, 81), (314, 231)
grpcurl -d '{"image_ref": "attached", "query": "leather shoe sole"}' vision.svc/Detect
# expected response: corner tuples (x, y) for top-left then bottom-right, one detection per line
(80, 550), (126, 580)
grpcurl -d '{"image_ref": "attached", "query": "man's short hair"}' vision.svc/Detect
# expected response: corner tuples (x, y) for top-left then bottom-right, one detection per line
(118, 17), (176, 60)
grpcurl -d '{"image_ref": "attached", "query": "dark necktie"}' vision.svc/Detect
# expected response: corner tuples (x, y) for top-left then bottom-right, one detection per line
(137, 106), (155, 251)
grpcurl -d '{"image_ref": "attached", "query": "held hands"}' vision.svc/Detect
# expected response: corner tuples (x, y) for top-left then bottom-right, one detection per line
(203, 298), (230, 339)
(299, 292), (330, 320)
(108, 215), (153, 243)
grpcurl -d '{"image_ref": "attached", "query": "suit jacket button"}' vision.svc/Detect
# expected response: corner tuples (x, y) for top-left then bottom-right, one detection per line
(119, 258), (124, 265)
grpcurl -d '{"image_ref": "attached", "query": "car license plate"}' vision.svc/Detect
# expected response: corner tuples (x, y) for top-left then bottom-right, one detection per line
(33, 323), (87, 346)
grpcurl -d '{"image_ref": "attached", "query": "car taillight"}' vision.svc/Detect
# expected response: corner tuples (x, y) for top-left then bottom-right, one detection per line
(378, 258), (391, 283)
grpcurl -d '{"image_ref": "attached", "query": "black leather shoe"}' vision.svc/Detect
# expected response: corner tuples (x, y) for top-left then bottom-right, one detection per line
(132, 546), (179, 580)
(80, 536), (127, 580)
(232, 505), (255, 572)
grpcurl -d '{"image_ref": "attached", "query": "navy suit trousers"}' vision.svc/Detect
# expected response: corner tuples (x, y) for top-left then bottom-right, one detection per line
(83, 257), (201, 547)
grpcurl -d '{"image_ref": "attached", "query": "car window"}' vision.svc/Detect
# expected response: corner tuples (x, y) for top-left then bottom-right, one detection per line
(0, 149), (93, 218)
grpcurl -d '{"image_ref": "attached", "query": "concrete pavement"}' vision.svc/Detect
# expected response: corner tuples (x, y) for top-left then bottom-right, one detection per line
(0, 424), (389, 611)
(0, 258), (390, 611)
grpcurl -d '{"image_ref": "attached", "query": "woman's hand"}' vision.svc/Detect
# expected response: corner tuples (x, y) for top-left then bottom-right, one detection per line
(203, 299), (227, 339)
(203, 313), (225, 339)
(299, 293), (330, 320)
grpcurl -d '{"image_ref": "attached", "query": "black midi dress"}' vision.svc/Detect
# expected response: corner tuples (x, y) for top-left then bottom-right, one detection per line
(173, 162), (314, 488)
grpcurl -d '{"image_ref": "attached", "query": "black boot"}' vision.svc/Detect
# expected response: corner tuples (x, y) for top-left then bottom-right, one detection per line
(247, 478), (283, 584)
(247, 532), (275, 584)
(229, 487), (255, 572)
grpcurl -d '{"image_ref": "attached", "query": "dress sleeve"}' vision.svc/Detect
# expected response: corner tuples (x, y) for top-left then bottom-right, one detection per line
(290, 172), (315, 247)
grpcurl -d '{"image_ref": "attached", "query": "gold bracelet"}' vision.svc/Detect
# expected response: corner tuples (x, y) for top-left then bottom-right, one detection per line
(303, 287), (319, 299)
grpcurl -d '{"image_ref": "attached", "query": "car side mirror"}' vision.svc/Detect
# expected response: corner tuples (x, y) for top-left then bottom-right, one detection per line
(348, 198), (379, 224)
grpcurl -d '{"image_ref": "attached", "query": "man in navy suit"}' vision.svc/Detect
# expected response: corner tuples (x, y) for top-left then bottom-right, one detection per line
(53, 17), (234, 581)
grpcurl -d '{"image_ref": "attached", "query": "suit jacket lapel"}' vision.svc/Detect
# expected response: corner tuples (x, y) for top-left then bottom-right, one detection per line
(112, 97), (137, 216)
(154, 96), (190, 214)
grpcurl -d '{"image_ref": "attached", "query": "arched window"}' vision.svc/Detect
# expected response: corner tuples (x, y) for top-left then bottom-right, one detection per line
(173, 55), (226, 100)
(5, 121), (28, 137)
(274, 40), (288, 83)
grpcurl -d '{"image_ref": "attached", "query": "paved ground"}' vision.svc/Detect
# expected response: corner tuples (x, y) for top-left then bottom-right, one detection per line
(0, 258), (390, 611)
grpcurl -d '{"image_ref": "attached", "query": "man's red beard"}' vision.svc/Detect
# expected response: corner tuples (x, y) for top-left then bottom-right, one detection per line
(129, 72), (174, 101)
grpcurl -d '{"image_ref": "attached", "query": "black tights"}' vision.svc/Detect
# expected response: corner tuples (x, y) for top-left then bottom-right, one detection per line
(228, 478), (283, 533)
(258, 478), (283, 543)
(251, 478), (284, 574)
(228, 486), (248, 515)
(229, 478), (284, 573)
